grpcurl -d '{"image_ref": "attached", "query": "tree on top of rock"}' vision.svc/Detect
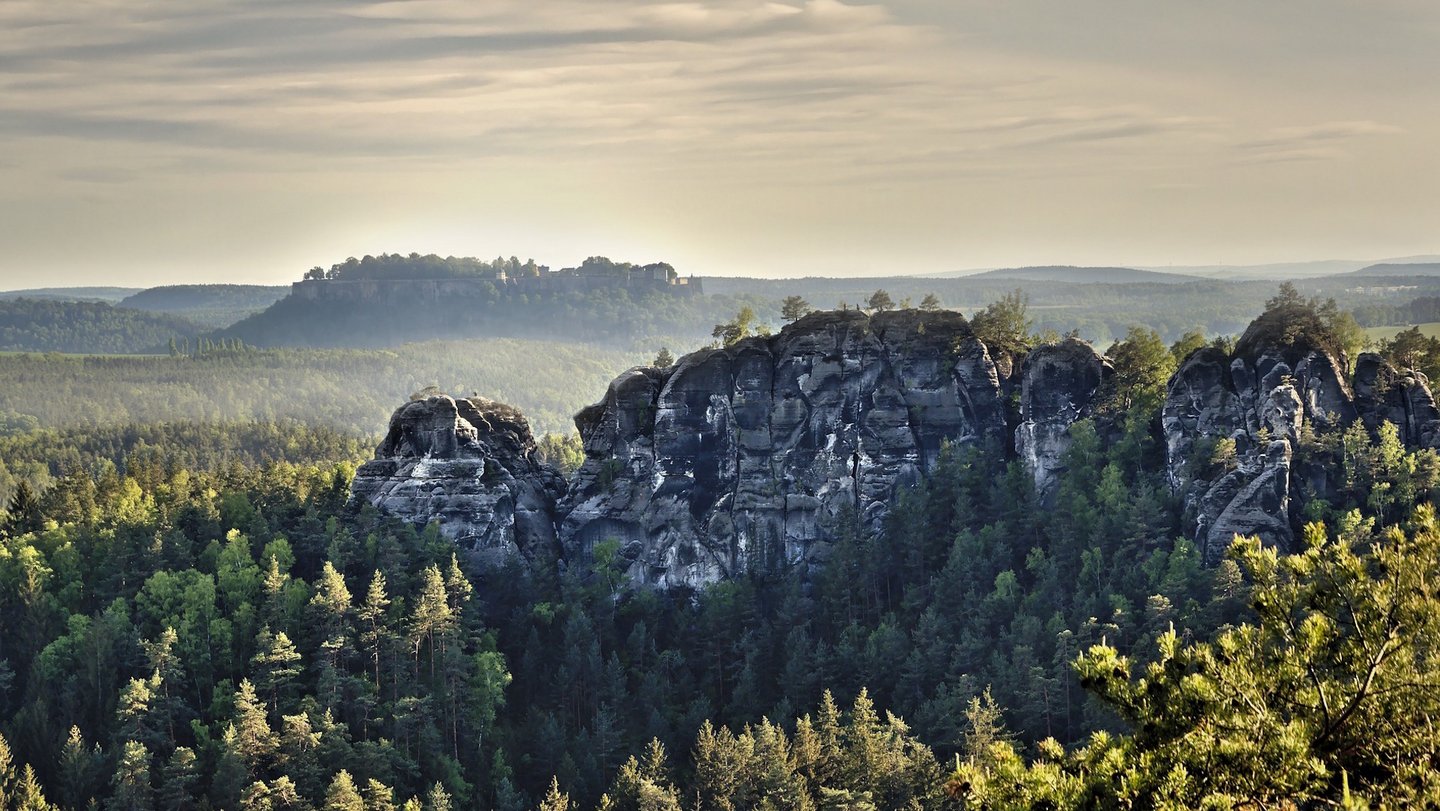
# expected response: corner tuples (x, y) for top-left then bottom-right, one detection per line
(712, 307), (768, 348)
(867, 290), (895, 312)
(970, 289), (1034, 357)
(1243, 283), (1367, 370)
(781, 295), (812, 322)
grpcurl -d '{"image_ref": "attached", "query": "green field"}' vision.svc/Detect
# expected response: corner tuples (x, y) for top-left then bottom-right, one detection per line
(1365, 322), (1440, 342)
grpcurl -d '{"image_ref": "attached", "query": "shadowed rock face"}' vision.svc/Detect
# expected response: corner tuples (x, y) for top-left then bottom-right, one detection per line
(559, 309), (1014, 589)
(349, 395), (565, 564)
(1353, 353), (1440, 449)
(1016, 339), (1113, 503)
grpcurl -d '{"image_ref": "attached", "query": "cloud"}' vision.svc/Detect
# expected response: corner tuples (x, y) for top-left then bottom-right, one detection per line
(1234, 120), (1405, 162)
(1, 0), (1438, 284)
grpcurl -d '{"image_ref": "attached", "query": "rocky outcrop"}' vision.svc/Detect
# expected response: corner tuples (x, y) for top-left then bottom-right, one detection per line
(558, 309), (1013, 588)
(349, 395), (565, 564)
(1016, 339), (1113, 503)
(1353, 353), (1440, 449)
(353, 306), (1440, 586)
(1162, 311), (1440, 563)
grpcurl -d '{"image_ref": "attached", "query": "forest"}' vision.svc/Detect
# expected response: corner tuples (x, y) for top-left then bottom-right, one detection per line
(0, 339), (645, 449)
(0, 293), (1438, 809)
(0, 300), (202, 356)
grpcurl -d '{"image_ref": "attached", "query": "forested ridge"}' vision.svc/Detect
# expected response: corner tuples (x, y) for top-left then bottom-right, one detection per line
(1, 297), (1439, 809)
(0, 300), (202, 355)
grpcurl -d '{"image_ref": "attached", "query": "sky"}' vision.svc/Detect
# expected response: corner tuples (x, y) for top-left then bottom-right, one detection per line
(1, 0), (1438, 287)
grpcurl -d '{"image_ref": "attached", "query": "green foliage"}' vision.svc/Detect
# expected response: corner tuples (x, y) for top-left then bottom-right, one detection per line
(1105, 326), (1176, 413)
(537, 434), (586, 477)
(0, 298), (201, 354)
(1244, 282), (1370, 369)
(781, 296), (813, 323)
(866, 291), (894, 313)
(711, 307), (765, 348)
(969, 289), (1033, 357)
(1376, 325), (1440, 381)
(951, 506), (1440, 809)
(0, 339), (643, 438)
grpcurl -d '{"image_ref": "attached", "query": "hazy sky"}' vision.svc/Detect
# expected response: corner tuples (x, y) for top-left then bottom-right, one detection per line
(2, 0), (1438, 287)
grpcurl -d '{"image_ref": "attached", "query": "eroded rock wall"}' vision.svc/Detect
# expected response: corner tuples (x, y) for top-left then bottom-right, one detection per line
(559, 309), (1019, 588)
(349, 395), (565, 564)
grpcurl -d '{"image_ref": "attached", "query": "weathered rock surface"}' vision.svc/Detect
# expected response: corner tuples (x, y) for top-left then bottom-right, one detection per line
(1353, 353), (1440, 449)
(559, 309), (1013, 588)
(1163, 313), (1440, 564)
(1016, 339), (1113, 503)
(349, 395), (565, 563)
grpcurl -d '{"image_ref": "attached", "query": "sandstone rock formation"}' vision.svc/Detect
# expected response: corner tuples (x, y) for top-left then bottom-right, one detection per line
(1353, 353), (1440, 449)
(349, 395), (565, 564)
(1016, 338), (1113, 503)
(1163, 309), (1440, 564)
(352, 305), (1440, 587)
(559, 309), (1012, 588)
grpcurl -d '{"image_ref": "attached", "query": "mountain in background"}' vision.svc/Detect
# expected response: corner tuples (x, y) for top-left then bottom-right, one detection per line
(923, 255), (1440, 281)
(1351, 262), (1440, 277)
(947, 265), (1196, 284)
(0, 298), (201, 354)
(0, 286), (141, 302)
(119, 283), (288, 328)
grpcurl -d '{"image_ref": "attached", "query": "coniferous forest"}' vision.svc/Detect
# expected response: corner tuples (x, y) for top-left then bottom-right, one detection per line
(1, 292), (1438, 810)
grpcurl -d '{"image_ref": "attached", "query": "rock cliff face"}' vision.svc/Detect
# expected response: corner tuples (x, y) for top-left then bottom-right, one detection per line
(349, 395), (565, 564)
(351, 306), (1440, 586)
(558, 310), (1017, 588)
(1163, 314), (1440, 564)
(1016, 339), (1113, 503)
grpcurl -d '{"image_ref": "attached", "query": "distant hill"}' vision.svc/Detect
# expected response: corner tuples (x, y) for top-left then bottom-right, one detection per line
(1351, 263), (1440, 277)
(120, 284), (288, 328)
(0, 286), (141, 302)
(0, 298), (201, 354)
(216, 254), (762, 351)
(954, 266), (1196, 284)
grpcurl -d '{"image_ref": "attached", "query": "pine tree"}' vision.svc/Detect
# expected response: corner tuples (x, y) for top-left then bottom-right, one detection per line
(780, 296), (812, 322)
(5, 480), (43, 535)
(157, 747), (198, 811)
(0, 734), (15, 809)
(323, 770), (365, 811)
(423, 783), (452, 811)
(58, 725), (104, 810)
(409, 565), (454, 684)
(357, 570), (393, 689)
(232, 680), (279, 771)
(537, 777), (570, 811)
(109, 740), (154, 811)
(311, 561), (354, 708)
(364, 779), (396, 811)
(252, 627), (303, 714)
